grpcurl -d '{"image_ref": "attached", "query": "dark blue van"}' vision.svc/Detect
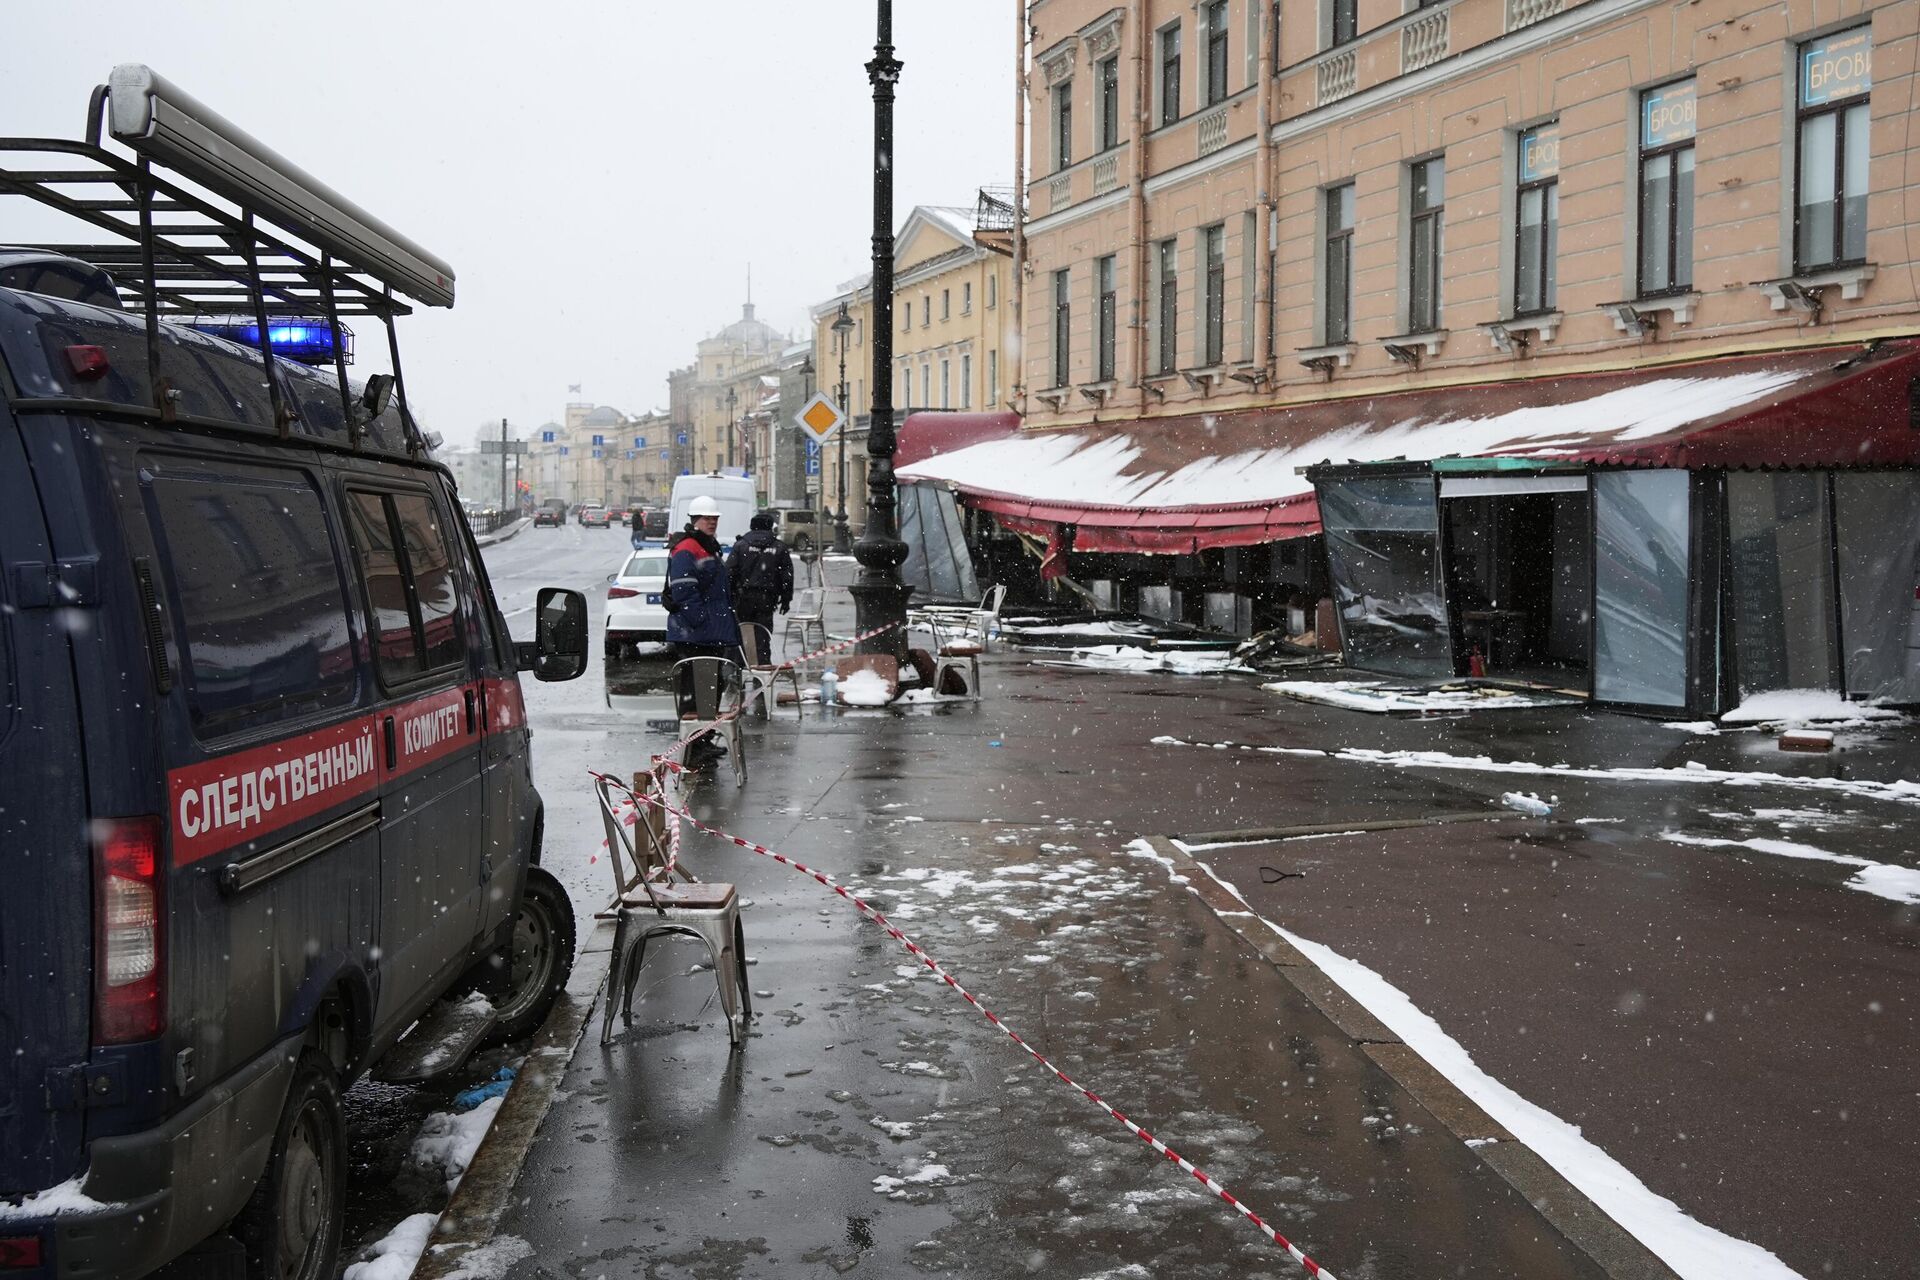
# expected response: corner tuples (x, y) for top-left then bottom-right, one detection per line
(0, 67), (590, 1280)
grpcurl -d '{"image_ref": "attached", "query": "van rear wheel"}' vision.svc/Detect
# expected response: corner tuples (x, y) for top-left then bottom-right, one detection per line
(482, 866), (576, 1045)
(235, 1051), (343, 1280)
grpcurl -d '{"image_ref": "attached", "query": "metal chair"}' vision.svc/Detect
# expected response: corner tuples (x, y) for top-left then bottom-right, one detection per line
(671, 655), (747, 786)
(780, 587), (827, 668)
(916, 614), (982, 700)
(738, 623), (802, 720)
(592, 770), (750, 1048)
(969, 584), (1008, 654)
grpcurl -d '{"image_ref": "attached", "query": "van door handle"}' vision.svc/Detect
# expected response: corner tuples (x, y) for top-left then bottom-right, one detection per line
(383, 716), (396, 770)
(463, 688), (476, 735)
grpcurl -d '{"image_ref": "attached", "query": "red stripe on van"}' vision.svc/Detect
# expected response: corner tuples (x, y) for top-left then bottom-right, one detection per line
(166, 682), (496, 868)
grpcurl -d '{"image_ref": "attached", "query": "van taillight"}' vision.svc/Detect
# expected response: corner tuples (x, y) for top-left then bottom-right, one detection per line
(607, 586), (640, 599)
(94, 817), (164, 1044)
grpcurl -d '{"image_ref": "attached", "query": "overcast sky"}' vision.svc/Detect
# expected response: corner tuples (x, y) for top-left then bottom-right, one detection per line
(1, 2), (1014, 447)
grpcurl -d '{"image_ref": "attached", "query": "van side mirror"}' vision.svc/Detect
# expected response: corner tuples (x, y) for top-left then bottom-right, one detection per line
(359, 373), (396, 421)
(516, 587), (587, 681)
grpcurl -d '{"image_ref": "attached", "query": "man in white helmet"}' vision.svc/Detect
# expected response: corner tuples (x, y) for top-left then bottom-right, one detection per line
(666, 496), (742, 766)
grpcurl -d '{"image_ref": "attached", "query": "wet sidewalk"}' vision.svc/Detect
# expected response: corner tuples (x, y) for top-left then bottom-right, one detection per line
(478, 592), (1917, 1280)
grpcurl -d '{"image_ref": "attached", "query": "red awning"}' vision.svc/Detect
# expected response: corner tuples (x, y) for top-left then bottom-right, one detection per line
(897, 340), (1920, 555)
(896, 411), (1022, 468)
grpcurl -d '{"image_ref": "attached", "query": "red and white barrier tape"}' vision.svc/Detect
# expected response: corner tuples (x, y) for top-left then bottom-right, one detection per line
(625, 786), (1338, 1279)
(775, 619), (905, 671)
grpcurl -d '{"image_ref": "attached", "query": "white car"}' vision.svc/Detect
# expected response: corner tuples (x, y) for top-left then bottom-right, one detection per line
(605, 548), (671, 658)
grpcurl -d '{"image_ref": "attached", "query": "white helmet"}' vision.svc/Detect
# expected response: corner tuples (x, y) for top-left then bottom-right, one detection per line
(687, 496), (722, 518)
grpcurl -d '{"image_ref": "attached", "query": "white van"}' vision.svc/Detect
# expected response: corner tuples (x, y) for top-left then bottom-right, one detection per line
(669, 472), (757, 546)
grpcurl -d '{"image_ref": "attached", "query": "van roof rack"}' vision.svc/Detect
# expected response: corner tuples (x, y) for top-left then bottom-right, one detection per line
(0, 64), (456, 453)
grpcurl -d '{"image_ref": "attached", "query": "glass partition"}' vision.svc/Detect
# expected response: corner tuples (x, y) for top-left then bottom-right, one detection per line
(1834, 473), (1920, 703)
(1727, 472), (1837, 696)
(1592, 470), (1691, 706)
(1319, 474), (1451, 676)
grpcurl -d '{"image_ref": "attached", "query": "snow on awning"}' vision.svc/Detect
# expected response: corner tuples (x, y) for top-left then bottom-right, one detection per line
(896, 341), (1920, 553)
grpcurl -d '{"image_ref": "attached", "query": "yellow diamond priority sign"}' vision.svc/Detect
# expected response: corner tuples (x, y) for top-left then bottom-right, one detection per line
(795, 392), (844, 444)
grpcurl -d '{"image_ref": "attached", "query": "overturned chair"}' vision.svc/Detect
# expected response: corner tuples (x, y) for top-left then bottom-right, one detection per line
(592, 769), (751, 1048)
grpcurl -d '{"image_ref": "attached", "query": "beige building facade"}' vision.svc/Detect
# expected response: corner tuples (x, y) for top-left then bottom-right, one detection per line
(811, 205), (1014, 533)
(691, 303), (789, 480)
(1021, 0), (1918, 424)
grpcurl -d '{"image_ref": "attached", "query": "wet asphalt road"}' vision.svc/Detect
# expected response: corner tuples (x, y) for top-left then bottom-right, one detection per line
(338, 526), (1919, 1279)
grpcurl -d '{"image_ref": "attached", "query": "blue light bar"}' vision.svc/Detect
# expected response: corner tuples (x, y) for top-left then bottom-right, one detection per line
(191, 317), (353, 366)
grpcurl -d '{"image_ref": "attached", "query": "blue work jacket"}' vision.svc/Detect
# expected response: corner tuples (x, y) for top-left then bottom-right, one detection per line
(665, 530), (742, 645)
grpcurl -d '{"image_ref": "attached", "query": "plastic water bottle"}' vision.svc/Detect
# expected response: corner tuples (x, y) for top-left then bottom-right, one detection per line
(819, 670), (838, 707)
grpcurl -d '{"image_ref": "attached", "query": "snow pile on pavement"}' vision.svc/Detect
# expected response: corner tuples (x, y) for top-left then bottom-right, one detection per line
(343, 1212), (438, 1280)
(1036, 645), (1248, 675)
(1001, 618), (1160, 639)
(839, 668), (894, 706)
(438, 1234), (535, 1279)
(1720, 689), (1902, 728)
(1265, 679), (1575, 713)
(1660, 831), (1920, 904)
(409, 1095), (504, 1194)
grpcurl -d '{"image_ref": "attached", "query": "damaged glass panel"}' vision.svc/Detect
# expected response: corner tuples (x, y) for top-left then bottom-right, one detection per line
(1728, 471), (1837, 696)
(1593, 469), (1690, 706)
(1319, 474), (1450, 676)
(1834, 472), (1920, 703)
(897, 481), (980, 605)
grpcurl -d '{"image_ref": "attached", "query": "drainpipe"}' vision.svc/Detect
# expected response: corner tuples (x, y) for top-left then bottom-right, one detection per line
(1011, 0), (1028, 418)
(1129, 0), (1150, 414)
(1255, 0), (1276, 382)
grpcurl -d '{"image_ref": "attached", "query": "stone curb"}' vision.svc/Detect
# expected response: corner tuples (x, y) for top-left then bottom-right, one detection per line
(1148, 835), (1682, 1280)
(408, 919), (616, 1280)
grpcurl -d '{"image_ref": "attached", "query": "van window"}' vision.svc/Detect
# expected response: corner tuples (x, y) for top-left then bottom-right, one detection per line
(149, 462), (356, 734)
(391, 492), (466, 670)
(345, 489), (468, 685)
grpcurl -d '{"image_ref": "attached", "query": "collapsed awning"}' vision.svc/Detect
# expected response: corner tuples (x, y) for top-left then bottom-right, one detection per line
(895, 340), (1920, 554)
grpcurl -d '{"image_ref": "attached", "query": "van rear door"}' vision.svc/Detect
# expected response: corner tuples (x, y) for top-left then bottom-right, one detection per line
(0, 403), (91, 1195)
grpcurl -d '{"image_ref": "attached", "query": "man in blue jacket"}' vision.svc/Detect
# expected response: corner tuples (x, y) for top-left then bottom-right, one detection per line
(667, 496), (742, 766)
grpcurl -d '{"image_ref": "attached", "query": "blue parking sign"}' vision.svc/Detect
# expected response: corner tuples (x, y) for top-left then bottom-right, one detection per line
(559, 446), (570, 456)
(660, 449), (669, 460)
(634, 436), (646, 448)
(676, 432), (688, 446)
(591, 448), (603, 459)
(541, 430), (556, 443)
(591, 434), (605, 446)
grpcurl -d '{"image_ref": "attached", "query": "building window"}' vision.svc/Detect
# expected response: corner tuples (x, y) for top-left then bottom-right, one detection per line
(1324, 182), (1355, 344)
(1159, 25), (1182, 126)
(987, 274), (998, 308)
(940, 359), (950, 409)
(1638, 80), (1696, 296)
(1514, 123), (1559, 316)
(902, 307), (910, 332)
(1204, 1), (1230, 106)
(922, 364), (931, 408)
(941, 288), (950, 320)
(963, 281), (973, 314)
(1157, 237), (1178, 374)
(1409, 156), (1445, 333)
(1331, 0), (1356, 47)
(1053, 81), (1074, 170)
(1202, 225), (1226, 366)
(961, 353), (973, 408)
(1096, 255), (1117, 382)
(922, 296), (930, 328)
(989, 349), (999, 402)
(1795, 28), (1872, 272)
(1052, 268), (1071, 388)
(1098, 56), (1120, 151)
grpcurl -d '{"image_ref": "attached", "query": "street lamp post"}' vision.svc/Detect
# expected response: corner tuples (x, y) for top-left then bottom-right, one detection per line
(851, 0), (911, 660)
(830, 300), (855, 553)
(725, 386), (737, 471)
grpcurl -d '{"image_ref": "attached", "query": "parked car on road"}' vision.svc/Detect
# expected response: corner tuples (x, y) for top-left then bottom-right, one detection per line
(606, 548), (672, 657)
(0, 66), (590, 1280)
(773, 507), (822, 552)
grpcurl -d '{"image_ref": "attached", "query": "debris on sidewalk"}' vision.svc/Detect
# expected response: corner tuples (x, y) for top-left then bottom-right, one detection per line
(1500, 791), (1555, 817)
(1720, 688), (1902, 729)
(1264, 679), (1580, 714)
(1034, 644), (1250, 675)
